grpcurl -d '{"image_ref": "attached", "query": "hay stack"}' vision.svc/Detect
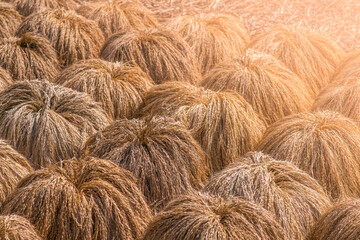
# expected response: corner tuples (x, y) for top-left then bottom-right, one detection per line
(249, 26), (343, 97)
(313, 77), (360, 122)
(56, 59), (154, 120)
(204, 151), (331, 240)
(143, 194), (287, 240)
(0, 80), (110, 169)
(16, 9), (105, 67)
(0, 67), (12, 90)
(13, 0), (77, 17)
(0, 140), (32, 206)
(167, 13), (250, 75)
(138, 81), (266, 173)
(1, 156), (153, 240)
(77, 0), (157, 39)
(0, 215), (41, 240)
(0, 6), (21, 38)
(308, 199), (360, 240)
(0, 33), (59, 81)
(256, 110), (360, 201)
(83, 116), (209, 211)
(201, 49), (312, 125)
(100, 28), (201, 84)
(332, 50), (360, 82)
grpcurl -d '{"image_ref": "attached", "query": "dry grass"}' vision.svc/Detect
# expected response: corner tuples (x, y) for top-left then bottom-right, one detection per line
(166, 13), (250, 75)
(16, 9), (105, 67)
(0, 215), (41, 240)
(100, 28), (201, 84)
(77, 0), (157, 39)
(204, 151), (331, 240)
(0, 67), (12, 90)
(256, 110), (360, 202)
(143, 193), (287, 240)
(332, 50), (360, 82)
(1, 156), (153, 239)
(56, 59), (154, 120)
(0, 6), (21, 38)
(83, 116), (209, 212)
(13, 0), (77, 17)
(0, 33), (59, 81)
(202, 49), (312, 125)
(0, 80), (110, 169)
(308, 199), (360, 240)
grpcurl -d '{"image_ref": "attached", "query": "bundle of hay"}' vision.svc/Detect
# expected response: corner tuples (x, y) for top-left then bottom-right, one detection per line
(0, 67), (12, 90)
(1, 157), (153, 239)
(204, 151), (331, 240)
(201, 49), (312, 125)
(313, 77), (360, 122)
(332, 50), (360, 82)
(0, 215), (41, 240)
(77, 0), (157, 39)
(83, 116), (209, 211)
(0, 33), (59, 81)
(0, 80), (110, 169)
(143, 194), (287, 240)
(16, 9), (105, 67)
(0, 5), (21, 38)
(308, 199), (360, 240)
(138, 81), (266, 173)
(13, 0), (77, 17)
(0, 140), (32, 205)
(100, 28), (201, 84)
(0, 3), (14, 9)
(167, 13), (250, 75)
(249, 26), (343, 97)
(56, 59), (154, 120)
(256, 110), (360, 201)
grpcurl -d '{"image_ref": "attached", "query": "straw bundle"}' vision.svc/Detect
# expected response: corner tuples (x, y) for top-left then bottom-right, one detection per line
(0, 67), (12, 90)
(332, 50), (360, 82)
(13, 0), (77, 17)
(0, 215), (41, 240)
(0, 6), (21, 38)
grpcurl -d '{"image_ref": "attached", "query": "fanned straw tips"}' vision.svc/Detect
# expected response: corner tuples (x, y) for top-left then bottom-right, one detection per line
(83, 116), (209, 212)
(16, 9), (105, 67)
(100, 28), (201, 84)
(201, 49), (312, 125)
(0, 140), (32, 205)
(56, 59), (154, 120)
(0, 5), (21, 38)
(77, 0), (157, 39)
(138, 81), (266, 174)
(0, 215), (41, 240)
(0, 33), (60, 81)
(308, 199), (360, 240)
(0, 80), (110, 169)
(13, 0), (77, 17)
(256, 110), (360, 202)
(249, 25), (344, 97)
(204, 151), (331, 240)
(313, 77), (360, 123)
(167, 13), (250, 75)
(332, 49), (360, 82)
(0, 67), (12, 90)
(142, 194), (287, 240)
(0, 157), (153, 240)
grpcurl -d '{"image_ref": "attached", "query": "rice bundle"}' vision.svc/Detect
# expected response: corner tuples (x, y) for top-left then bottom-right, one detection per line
(143, 194), (287, 240)
(138, 81), (266, 173)
(167, 13), (250, 75)
(0, 215), (41, 240)
(0, 140), (32, 205)
(13, 0), (77, 17)
(313, 77), (360, 122)
(0, 6), (21, 38)
(256, 110), (360, 201)
(332, 50), (360, 82)
(308, 199), (360, 240)
(204, 151), (331, 240)
(0, 33), (59, 81)
(83, 116), (209, 211)
(0, 80), (110, 169)
(249, 26), (343, 97)
(16, 9), (105, 67)
(56, 59), (154, 120)
(0, 67), (12, 90)
(201, 49), (312, 125)
(77, 0), (157, 39)
(100, 28), (201, 84)
(1, 157), (153, 240)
